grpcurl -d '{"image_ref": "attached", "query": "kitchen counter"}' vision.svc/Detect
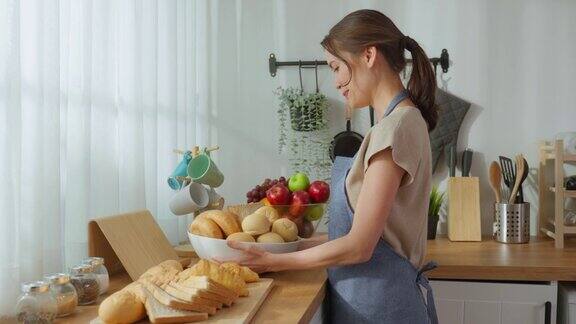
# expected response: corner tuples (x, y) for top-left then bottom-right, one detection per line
(59, 267), (326, 324)
(426, 235), (576, 281)
(56, 235), (576, 322)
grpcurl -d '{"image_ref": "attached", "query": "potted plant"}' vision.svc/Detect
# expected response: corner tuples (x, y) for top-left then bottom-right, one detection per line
(275, 87), (331, 181)
(428, 186), (445, 240)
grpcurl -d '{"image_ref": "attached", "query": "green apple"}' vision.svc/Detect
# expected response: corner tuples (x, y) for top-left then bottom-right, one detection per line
(288, 172), (310, 192)
(305, 204), (324, 221)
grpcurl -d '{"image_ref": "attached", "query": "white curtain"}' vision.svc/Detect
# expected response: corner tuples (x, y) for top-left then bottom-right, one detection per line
(0, 0), (211, 316)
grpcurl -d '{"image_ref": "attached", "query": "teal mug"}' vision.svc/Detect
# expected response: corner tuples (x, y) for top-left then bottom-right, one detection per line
(168, 151), (192, 190)
(187, 149), (224, 188)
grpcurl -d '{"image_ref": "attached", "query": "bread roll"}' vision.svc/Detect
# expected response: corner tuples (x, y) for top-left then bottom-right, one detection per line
(201, 210), (242, 237)
(255, 206), (280, 223)
(98, 284), (146, 324)
(257, 232), (285, 243)
(189, 217), (224, 239)
(226, 232), (256, 243)
(241, 213), (271, 236)
(272, 218), (298, 242)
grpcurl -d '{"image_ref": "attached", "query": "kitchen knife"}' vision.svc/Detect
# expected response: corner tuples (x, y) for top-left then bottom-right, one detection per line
(462, 149), (473, 177)
(448, 145), (456, 177)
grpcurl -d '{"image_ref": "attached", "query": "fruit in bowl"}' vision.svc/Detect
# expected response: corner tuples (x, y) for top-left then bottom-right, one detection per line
(265, 203), (326, 238)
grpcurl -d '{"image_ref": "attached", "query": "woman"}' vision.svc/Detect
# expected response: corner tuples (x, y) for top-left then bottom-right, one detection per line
(227, 9), (438, 323)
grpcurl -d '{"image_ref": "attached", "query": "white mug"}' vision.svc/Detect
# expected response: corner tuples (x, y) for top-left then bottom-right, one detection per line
(169, 182), (210, 215)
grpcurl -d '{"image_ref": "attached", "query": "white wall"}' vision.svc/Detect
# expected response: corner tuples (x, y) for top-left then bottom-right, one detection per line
(206, 0), (576, 235)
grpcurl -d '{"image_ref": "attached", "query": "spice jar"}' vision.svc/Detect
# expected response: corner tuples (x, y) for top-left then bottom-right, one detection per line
(83, 257), (109, 295)
(45, 273), (78, 317)
(70, 264), (100, 305)
(15, 281), (58, 323)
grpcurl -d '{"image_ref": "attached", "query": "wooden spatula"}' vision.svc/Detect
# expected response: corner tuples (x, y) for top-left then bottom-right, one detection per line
(489, 161), (503, 203)
(508, 154), (526, 204)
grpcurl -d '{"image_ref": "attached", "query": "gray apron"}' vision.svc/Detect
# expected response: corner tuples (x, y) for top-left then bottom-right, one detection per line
(327, 91), (438, 324)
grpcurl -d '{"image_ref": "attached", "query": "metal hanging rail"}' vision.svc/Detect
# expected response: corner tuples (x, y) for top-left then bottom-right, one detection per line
(268, 49), (449, 77)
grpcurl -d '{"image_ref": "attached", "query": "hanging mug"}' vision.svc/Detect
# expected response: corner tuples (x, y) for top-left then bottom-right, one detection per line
(169, 182), (210, 215)
(187, 149), (224, 188)
(168, 151), (192, 190)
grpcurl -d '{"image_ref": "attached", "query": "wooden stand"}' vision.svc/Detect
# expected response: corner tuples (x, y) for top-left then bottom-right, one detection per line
(538, 140), (576, 248)
(447, 177), (482, 241)
(88, 210), (180, 280)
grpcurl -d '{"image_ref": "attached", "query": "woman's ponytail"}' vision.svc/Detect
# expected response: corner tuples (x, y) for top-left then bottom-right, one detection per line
(402, 36), (438, 131)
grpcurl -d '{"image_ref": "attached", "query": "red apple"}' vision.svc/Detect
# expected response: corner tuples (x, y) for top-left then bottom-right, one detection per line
(266, 184), (291, 205)
(308, 180), (330, 203)
(289, 190), (310, 217)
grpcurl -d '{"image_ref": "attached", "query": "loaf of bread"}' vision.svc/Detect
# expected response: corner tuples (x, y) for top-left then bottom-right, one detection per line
(142, 286), (208, 323)
(141, 279), (217, 315)
(164, 284), (223, 309)
(166, 282), (235, 307)
(139, 259), (183, 289)
(220, 262), (259, 283)
(173, 276), (238, 303)
(176, 260), (248, 296)
(98, 282), (146, 324)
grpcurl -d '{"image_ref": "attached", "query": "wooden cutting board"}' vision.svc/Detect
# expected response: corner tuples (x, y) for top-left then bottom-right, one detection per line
(90, 279), (274, 324)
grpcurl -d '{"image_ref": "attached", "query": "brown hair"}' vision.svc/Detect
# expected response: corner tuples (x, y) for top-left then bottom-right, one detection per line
(321, 9), (438, 130)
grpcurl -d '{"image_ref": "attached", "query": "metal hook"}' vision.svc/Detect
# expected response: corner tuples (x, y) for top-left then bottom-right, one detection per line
(314, 60), (319, 93)
(298, 60), (304, 93)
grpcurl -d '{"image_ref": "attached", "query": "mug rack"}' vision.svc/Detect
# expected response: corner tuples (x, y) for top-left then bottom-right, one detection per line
(268, 49), (450, 77)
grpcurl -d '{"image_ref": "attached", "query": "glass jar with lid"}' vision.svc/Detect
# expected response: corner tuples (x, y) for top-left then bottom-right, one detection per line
(83, 256), (109, 295)
(15, 281), (58, 323)
(70, 264), (100, 305)
(45, 273), (78, 317)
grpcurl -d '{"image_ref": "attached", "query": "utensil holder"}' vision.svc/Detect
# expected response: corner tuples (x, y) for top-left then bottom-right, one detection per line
(494, 202), (530, 244)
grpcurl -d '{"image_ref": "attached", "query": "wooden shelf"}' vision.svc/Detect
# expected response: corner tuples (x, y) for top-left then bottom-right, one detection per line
(543, 152), (576, 161)
(548, 187), (576, 197)
(538, 139), (576, 248)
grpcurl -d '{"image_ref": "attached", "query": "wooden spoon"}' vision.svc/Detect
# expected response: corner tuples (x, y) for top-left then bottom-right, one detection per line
(508, 154), (526, 204)
(489, 161), (503, 203)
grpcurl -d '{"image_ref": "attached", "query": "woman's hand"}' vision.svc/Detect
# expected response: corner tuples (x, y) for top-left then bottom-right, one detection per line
(215, 240), (283, 273)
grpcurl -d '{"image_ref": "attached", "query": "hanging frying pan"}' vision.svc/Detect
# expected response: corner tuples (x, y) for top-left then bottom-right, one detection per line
(329, 104), (364, 161)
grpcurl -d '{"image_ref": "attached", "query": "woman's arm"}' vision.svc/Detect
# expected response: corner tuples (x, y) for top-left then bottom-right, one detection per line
(225, 148), (405, 273)
(298, 233), (329, 250)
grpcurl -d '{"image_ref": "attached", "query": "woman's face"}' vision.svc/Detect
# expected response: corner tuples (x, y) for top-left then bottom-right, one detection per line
(325, 49), (374, 109)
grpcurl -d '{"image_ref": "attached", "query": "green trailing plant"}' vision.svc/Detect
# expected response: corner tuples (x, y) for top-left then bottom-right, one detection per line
(429, 186), (445, 217)
(275, 86), (331, 181)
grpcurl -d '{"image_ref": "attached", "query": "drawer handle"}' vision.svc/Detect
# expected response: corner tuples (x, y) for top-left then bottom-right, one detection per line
(545, 301), (551, 324)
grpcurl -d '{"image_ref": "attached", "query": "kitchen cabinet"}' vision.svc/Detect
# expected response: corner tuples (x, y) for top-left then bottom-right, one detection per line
(431, 280), (557, 324)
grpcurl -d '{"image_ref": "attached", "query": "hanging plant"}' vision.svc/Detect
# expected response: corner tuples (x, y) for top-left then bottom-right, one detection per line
(275, 86), (331, 181)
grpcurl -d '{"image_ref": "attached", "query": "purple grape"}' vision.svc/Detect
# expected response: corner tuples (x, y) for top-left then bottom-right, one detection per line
(279, 176), (286, 182)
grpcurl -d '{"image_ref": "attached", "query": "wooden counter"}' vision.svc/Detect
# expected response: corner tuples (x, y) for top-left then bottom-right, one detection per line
(59, 268), (326, 324)
(57, 235), (576, 323)
(426, 236), (576, 281)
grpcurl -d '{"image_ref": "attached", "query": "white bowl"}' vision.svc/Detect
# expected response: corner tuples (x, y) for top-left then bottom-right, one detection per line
(188, 232), (300, 260)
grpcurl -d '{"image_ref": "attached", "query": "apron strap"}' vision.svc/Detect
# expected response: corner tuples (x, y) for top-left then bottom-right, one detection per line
(416, 261), (439, 324)
(383, 89), (410, 118)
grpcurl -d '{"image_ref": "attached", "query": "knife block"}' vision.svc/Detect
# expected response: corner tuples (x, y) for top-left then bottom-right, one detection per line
(447, 177), (481, 241)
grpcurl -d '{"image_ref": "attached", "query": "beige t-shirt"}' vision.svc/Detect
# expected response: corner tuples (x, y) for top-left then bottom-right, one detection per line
(345, 106), (432, 269)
